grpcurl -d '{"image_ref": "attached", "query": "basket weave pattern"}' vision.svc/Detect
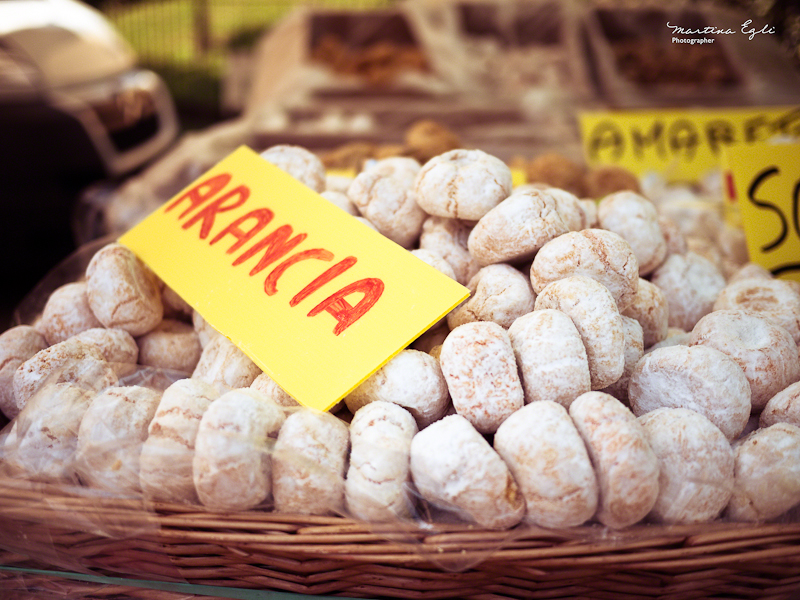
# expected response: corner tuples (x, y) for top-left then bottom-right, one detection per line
(1, 477), (800, 599)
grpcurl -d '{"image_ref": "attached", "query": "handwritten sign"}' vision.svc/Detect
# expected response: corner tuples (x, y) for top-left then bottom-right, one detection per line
(723, 142), (800, 281)
(579, 106), (800, 184)
(119, 146), (469, 411)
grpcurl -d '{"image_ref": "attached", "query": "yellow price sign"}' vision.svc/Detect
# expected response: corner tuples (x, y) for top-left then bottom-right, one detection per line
(579, 106), (800, 183)
(119, 146), (469, 411)
(724, 142), (800, 282)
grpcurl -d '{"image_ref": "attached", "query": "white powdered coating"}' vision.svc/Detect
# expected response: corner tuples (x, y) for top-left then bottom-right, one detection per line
(410, 249), (457, 280)
(0, 326), (47, 419)
(569, 391), (659, 529)
(320, 190), (359, 216)
(508, 309), (590, 408)
(71, 328), (139, 377)
(192, 311), (224, 348)
(645, 329), (692, 355)
(347, 157), (425, 248)
(690, 310), (800, 411)
(260, 144), (325, 192)
(713, 278), (800, 344)
(598, 191), (667, 276)
(193, 388), (285, 512)
(650, 252), (726, 332)
(419, 216), (480, 285)
(139, 378), (219, 503)
(761, 381), (800, 428)
(8, 382), (94, 482)
(530, 229), (639, 311)
(409, 414), (525, 529)
(250, 372), (299, 408)
(447, 264), (535, 330)
(601, 316), (644, 403)
(727, 423), (800, 522)
(272, 410), (349, 515)
(494, 401), (598, 527)
(137, 319), (203, 374)
(345, 401), (418, 522)
(345, 349), (449, 429)
(74, 385), (162, 493)
(629, 345), (751, 440)
(192, 335), (262, 393)
(638, 408), (733, 524)
(325, 174), (354, 194)
(439, 322), (524, 433)
(39, 282), (103, 345)
(547, 188), (587, 231)
(13, 338), (118, 413)
(728, 262), (773, 284)
(414, 149), (513, 221)
(658, 215), (688, 257)
(534, 276), (625, 390)
(467, 190), (570, 266)
(621, 278), (669, 349)
(86, 243), (163, 336)
(580, 199), (599, 228)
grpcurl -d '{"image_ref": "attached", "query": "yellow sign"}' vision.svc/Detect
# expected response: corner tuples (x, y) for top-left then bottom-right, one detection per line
(119, 146), (469, 411)
(579, 106), (800, 184)
(723, 142), (800, 282)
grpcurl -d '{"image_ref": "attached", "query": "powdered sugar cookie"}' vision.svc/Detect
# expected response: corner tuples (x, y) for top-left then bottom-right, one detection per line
(447, 264), (535, 330)
(137, 319), (203, 374)
(569, 391), (659, 529)
(530, 229), (639, 311)
(419, 216), (480, 285)
(192, 335), (261, 393)
(629, 344), (751, 440)
(72, 327), (139, 378)
(410, 249), (457, 280)
(440, 322), (523, 433)
(345, 401), (418, 522)
(534, 276), (625, 390)
(39, 282), (103, 345)
(495, 401), (597, 527)
(260, 144), (325, 193)
(600, 315), (643, 403)
(415, 149), (512, 221)
(320, 190), (359, 216)
(508, 309), (590, 408)
(598, 191), (666, 276)
(713, 278), (800, 344)
(638, 407), (733, 524)
(272, 409), (349, 515)
(761, 381), (800, 428)
(0, 326), (47, 419)
(250, 372), (299, 408)
(621, 278), (669, 349)
(410, 414), (524, 529)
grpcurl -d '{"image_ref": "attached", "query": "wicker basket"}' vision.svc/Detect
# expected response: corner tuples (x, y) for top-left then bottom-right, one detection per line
(1, 477), (800, 599)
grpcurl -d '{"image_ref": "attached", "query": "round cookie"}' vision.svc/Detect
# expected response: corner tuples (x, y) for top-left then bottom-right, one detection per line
(137, 319), (203, 374)
(569, 391), (659, 529)
(621, 278), (669, 349)
(600, 315), (644, 404)
(86, 243), (163, 336)
(727, 423), (800, 522)
(75, 385), (162, 493)
(345, 401), (418, 522)
(534, 276), (625, 390)
(507, 309), (590, 408)
(250, 372), (300, 409)
(39, 282), (103, 345)
(494, 401), (598, 528)
(71, 327), (139, 378)
(272, 409), (350, 515)
(192, 335), (262, 393)
(650, 252), (726, 332)
(0, 326), (47, 419)
(638, 407), (733, 524)
(713, 278), (800, 344)
(690, 309), (800, 411)
(345, 349), (449, 429)
(409, 414), (525, 529)
(439, 322), (523, 433)
(760, 381), (800, 428)
(629, 344), (751, 440)
(418, 216), (480, 285)
(530, 229), (639, 311)
(260, 144), (325, 193)
(447, 264), (535, 330)
(414, 149), (513, 221)
(598, 191), (666, 276)
(193, 388), (285, 511)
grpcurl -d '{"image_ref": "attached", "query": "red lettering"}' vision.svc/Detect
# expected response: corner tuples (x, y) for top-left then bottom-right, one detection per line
(264, 249), (334, 296)
(308, 278), (384, 335)
(233, 225), (307, 276)
(290, 256), (357, 306)
(164, 173), (231, 219)
(182, 185), (249, 239)
(209, 208), (274, 254)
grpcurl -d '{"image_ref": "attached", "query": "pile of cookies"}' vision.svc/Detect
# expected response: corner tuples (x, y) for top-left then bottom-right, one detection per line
(1, 144), (799, 533)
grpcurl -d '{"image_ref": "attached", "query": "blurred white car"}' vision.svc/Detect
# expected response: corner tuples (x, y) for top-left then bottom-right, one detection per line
(0, 0), (179, 179)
